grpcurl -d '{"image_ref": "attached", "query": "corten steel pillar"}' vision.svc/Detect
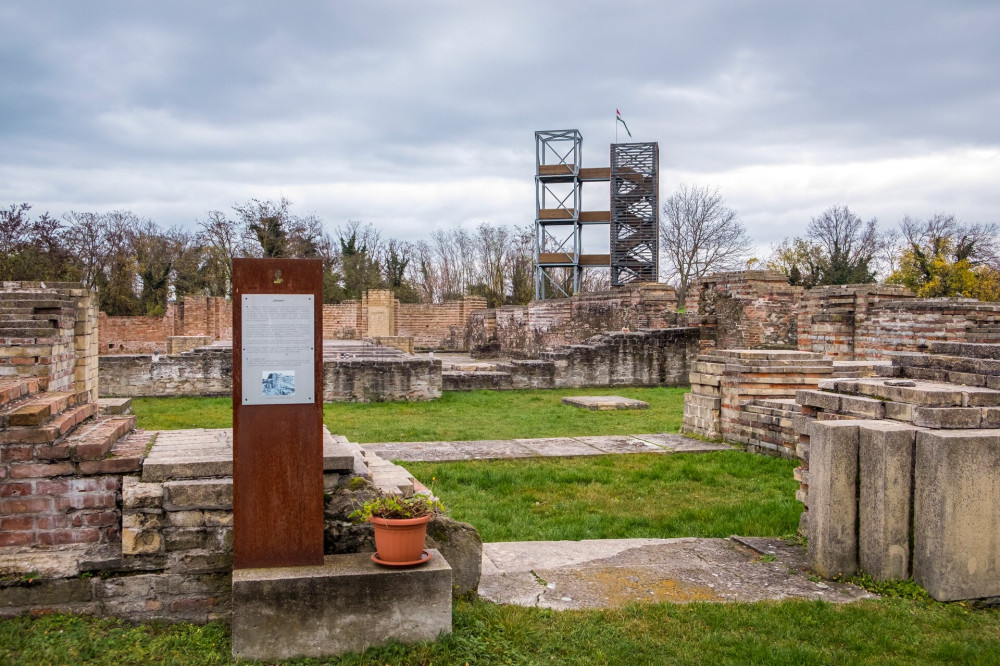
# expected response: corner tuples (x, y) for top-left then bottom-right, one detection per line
(232, 258), (324, 569)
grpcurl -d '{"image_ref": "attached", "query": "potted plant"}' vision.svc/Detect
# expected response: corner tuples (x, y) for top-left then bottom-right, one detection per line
(351, 492), (443, 566)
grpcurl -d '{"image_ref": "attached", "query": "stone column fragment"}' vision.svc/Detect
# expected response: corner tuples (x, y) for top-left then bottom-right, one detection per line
(808, 420), (861, 578)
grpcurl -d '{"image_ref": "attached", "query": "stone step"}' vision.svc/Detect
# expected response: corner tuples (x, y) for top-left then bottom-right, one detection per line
(0, 402), (98, 445)
(62, 414), (137, 460)
(0, 390), (90, 428)
(821, 378), (1000, 408)
(0, 377), (44, 408)
(896, 352), (1000, 379)
(929, 341), (1000, 359)
(98, 397), (132, 415)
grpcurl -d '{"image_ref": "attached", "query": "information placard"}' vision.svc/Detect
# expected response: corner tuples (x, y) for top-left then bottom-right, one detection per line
(241, 293), (315, 405)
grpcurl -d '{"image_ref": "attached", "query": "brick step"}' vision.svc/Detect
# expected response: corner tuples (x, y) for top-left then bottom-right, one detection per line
(0, 390), (90, 428)
(98, 397), (132, 415)
(77, 428), (152, 475)
(0, 402), (98, 446)
(0, 377), (44, 408)
(61, 414), (138, 461)
(0, 321), (60, 338)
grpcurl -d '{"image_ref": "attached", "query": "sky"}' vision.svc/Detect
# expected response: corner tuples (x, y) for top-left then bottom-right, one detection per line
(2, 1), (998, 258)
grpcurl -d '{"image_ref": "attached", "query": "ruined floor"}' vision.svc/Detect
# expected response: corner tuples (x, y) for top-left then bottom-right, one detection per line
(479, 537), (872, 609)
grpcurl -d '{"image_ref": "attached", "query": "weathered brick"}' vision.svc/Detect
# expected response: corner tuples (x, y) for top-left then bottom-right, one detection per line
(9, 462), (74, 479)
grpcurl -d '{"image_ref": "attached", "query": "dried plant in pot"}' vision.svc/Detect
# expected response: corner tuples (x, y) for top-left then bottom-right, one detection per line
(350, 492), (443, 566)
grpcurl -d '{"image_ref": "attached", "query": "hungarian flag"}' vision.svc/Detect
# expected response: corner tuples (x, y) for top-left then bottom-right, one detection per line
(616, 109), (632, 138)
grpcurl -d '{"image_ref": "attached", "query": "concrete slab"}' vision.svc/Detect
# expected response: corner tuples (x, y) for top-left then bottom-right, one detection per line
(232, 551), (452, 660)
(631, 433), (732, 453)
(479, 538), (872, 610)
(516, 437), (604, 457)
(561, 396), (649, 411)
(573, 435), (663, 454)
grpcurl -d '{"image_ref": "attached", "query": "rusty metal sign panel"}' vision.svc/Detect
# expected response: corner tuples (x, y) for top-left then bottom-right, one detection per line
(232, 258), (324, 570)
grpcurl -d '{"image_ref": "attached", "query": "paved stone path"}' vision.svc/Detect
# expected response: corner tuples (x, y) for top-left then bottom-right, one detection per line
(480, 537), (872, 609)
(363, 432), (731, 462)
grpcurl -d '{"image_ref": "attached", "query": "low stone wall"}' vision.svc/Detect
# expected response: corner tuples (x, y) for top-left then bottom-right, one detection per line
(322, 358), (441, 402)
(99, 347), (442, 402)
(447, 328), (698, 391)
(467, 284), (680, 358)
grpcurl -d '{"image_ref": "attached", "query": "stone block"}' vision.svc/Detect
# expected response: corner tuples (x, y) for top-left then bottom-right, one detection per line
(884, 401), (913, 422)
(808, 420), (861, 578)
(858, 422), (916, 581)
(796, 390), (840, 412)
(913, 429), (1000, 601)
(912, 406), (982, 429)
(231, 551), (452, 660)
(839, 395), (885, 419)
(122, 476), (163, 510)
(122, 527), (163, 555)
(560, 396), (649, 411)
(162, 478), (232, 510)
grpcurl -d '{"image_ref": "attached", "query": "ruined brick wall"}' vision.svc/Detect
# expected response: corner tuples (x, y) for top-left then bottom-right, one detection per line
(175, 297), (231, 340)
(854, 299), (1000, 359)
(797, 285), (915, 359)
(99, 313), (169, 355)
(322, 358), (442, 402)
(322, 301), (362, 339)
(398, 297), (487, 351)
(1, 282), (99, 400)
(468, 284), (680, 357)
(99, 348), (233, 398)
(685, 271), (803, 351)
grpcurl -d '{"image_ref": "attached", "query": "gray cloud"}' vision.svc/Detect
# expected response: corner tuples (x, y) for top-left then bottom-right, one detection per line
(1, 1), (997, 247)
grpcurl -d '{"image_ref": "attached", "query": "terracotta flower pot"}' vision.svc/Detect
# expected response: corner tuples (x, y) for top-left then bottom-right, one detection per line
(369, 514), (432, 565)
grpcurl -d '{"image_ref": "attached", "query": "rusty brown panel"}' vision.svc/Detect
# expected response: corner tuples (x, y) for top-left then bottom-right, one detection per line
(232, 258), (324, 569)
(539, 209), (574, 220)
(579, 254), (611, 266)
(579, 211), (611, 223)
(578, 167), (611, 181)
(538, 252), (572, 264)
(538, 164), (574, 176)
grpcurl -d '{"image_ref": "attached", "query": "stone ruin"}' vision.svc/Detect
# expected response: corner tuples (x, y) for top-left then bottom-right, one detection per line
(0, 281), (481, 626)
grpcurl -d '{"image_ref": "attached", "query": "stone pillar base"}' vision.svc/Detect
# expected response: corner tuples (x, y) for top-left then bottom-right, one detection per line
(232, 550), (452, 660)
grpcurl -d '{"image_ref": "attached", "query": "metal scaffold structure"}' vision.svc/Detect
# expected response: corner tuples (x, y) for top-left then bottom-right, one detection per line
(610, 142), (659, 286)
(534, 130), (611, 300)
(534, 130), (659, 299)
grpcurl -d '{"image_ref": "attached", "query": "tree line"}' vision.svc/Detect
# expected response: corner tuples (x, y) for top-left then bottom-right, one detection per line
(657, 185), (1000, 303)
(0, 199), (543, 316)
(5, 191), (997, 318)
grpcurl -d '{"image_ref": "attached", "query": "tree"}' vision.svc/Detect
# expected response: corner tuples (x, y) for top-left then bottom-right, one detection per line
(805, 205), (879, 284)
(659, 184), (753, 304)
(766, 237), (826, 288)
(0, 203), (74, 281)
(887, 214), (1000, 300)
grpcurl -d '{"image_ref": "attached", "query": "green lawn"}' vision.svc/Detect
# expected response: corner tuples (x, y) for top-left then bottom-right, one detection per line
(3, 598), (1000, 665)
(132, 387), (688, 441)
(409, 451), (801, 542)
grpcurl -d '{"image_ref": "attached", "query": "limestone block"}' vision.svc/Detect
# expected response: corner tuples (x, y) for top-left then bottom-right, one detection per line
(162, 478), (232, 511)
(913, 429), (1000, 601)
(858, 422), (916, 581)
(122, 527), (163, 555)
(912, 406), (982, 429)
(884, 401), (913, 422)
(839, 395), (885, 419)
(796, 390), (840, 411)
(808, 420), (861, 578)
(122, 476), (163, 510)
(231, 551), (452, 660)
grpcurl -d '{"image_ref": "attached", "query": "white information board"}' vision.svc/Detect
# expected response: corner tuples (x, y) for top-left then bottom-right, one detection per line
(241, 294), (315, 405)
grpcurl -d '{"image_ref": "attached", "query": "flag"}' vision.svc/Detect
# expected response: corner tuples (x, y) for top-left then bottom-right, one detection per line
(616, 109), (632, 138)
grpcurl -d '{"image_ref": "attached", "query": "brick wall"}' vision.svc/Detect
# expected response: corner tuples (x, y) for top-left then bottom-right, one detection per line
(855, 298), (1000, 359)
(1, 282), (99, 401)
(323, 301), (362, 339)
(99, 313), (169, 354)
(398, 297), (486, 351)
(797, 285), (914, 359)
(685, 271), (803, 351)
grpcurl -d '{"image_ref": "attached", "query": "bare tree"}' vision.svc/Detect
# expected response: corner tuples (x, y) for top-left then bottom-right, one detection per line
(659, 183), (753, 303)
(806, 205), (880, 284)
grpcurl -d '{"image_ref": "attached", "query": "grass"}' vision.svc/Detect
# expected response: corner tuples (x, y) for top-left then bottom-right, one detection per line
(411, 451), (801, 542)
(3, 597), (1000, 665)
(132, 387), (688, 441)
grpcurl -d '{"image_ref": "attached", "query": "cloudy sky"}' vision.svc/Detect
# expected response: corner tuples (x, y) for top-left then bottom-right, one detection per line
(2, 1), (998, 256)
